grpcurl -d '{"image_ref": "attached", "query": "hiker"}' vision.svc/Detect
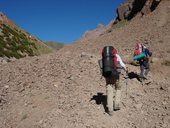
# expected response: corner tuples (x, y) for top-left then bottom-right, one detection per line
(133, 43), (152, 83)
(100, 46), (127, 116)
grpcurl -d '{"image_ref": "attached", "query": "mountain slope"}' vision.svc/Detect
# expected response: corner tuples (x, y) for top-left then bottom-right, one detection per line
(46, 41), (64, 50)
(0, 1), (170, 128)
(78, 0), (163, 43)
(0, 12), (52, 59)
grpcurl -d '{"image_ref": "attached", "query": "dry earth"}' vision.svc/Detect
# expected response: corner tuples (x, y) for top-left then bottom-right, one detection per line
(0, 1), (170, 128)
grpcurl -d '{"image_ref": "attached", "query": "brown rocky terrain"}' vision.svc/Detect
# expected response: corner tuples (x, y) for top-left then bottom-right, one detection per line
(0, 0), (170, 128)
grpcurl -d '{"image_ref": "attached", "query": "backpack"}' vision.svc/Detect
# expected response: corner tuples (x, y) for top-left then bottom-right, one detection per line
(134, 43), (143, 56)
(133, 43), (152, 61)
(101, 46), (119, 77)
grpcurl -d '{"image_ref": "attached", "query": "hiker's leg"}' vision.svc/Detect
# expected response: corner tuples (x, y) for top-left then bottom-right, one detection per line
(114, 77), (121, 110)
(106, 77), (114, 113)
(140, 64), (145, 81)
(115, 89), (121, 110)
(144, 68), (149, 78)
(106, 84), (113, 112)
(144, 62), (150, 78)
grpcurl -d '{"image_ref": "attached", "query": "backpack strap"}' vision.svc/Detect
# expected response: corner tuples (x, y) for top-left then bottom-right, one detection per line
(112, 49), (117, 71)
(144, 48), (152, 57)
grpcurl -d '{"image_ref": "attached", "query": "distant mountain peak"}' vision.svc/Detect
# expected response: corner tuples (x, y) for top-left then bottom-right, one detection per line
(77, 24), (106, 42)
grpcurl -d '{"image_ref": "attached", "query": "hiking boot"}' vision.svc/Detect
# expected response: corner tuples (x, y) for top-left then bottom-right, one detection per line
(114, 106), (120, 111)
(139, 77), (145, 82)
(140, 76), (151, 85)
(114, 90), (121, 111)
(143, 78), (152, 85)
(108, 111), (113, 116)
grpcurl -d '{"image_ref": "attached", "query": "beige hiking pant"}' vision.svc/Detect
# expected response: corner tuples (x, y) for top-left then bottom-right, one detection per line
(105, 76), (121, 112)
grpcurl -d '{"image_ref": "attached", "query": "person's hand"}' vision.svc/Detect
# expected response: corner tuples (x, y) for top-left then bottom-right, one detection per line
(123, 72), (128, 79)
(126, 70), (128, 75)
(125, 67), (129, 78)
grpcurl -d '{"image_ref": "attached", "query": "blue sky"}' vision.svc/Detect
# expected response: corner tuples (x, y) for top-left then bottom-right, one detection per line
(1, 0), (125, 43)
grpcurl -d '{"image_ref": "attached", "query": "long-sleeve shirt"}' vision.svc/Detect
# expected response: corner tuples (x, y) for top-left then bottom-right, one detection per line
(116, 54), (127, 71)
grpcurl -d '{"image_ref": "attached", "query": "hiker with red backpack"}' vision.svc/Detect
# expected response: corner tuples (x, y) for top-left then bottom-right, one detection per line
(133, 43), (152, 84)
(99, 46), (128, 116)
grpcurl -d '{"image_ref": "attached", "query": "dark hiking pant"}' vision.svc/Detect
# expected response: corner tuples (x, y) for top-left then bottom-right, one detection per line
(140, 61), (150, 79)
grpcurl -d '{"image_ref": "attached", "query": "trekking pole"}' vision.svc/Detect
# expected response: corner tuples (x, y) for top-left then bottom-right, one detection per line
(125, 69), (129, 99)
(98, 59), (103, 79)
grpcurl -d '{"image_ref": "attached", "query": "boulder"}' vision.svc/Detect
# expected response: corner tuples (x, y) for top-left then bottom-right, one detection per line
(116, 3), (130, 21)
(115, 0), (162, 21)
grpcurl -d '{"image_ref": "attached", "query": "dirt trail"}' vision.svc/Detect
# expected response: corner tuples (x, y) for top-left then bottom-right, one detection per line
(0, 1), (170, 128)
(0, 49), (169, 128)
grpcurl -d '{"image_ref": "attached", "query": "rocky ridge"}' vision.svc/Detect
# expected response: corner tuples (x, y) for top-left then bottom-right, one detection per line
(78, 0), (163, 43)
(116, 0), (162, 21)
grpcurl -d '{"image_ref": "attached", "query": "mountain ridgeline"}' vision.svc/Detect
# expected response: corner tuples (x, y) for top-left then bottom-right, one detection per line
(78, 0), (162, 42)
(115, 0), (162, 21)
(0, 12), (52, 59)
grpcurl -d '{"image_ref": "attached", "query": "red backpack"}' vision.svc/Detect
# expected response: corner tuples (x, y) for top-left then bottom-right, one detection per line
(134, 43), (143, 56)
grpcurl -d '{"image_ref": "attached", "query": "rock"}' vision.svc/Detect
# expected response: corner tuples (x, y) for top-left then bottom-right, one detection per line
(116, 3), (130, 20)
(134, 103), (143, 110)
(168, 87), (170, 92)
(9, 57), (16, 62)
(3, 56), (10, 62)
(0, 57), (3, 62)
(150, 57), (159, 63)
(4, 85), (9, 89)
(159, 85), (167, 91)
(0, 56), (11, 64)
(2, 59), (7, 64)
(80, 52), (87, 57)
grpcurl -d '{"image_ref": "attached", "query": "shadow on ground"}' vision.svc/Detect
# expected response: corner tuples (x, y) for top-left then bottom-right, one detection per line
(90, 92), (108, 112)
(128, 72), (141, 82)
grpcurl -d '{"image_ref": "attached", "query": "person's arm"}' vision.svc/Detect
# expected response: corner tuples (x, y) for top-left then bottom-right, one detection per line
(145, 48), (152, 57)
(116, 54), (127, 71)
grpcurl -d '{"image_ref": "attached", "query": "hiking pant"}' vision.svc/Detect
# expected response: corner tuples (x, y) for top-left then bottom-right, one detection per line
(140, 61), (150, 79)
(105, 75), (121, 112)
